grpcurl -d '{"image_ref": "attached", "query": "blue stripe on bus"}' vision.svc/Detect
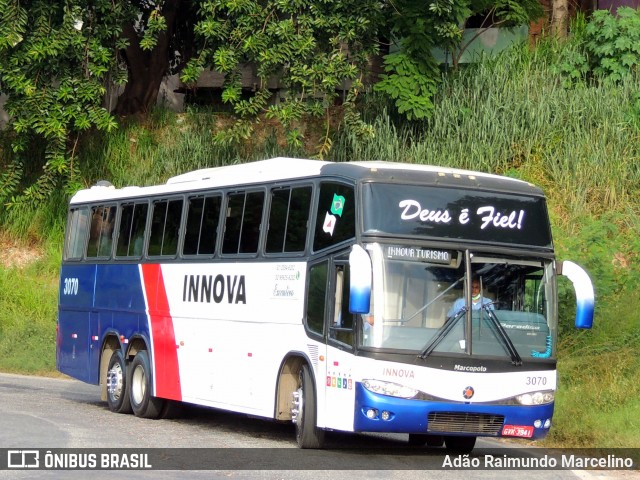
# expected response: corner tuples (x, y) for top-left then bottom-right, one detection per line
(353, 382), (554, 440)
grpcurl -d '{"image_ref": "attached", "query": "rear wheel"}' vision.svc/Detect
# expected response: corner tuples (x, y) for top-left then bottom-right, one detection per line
(129, 351), (164, 419)
(445, 435), (476, 453)
(106, 350), (132, 414)
(292, 364), (325, 448)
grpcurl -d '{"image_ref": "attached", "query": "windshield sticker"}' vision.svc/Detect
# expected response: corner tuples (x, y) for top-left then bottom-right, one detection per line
(331, 194), (345, 217)
(322, 212), (337, 236)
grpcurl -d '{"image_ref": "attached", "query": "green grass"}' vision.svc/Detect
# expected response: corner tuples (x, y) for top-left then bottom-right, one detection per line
(1, 37), (639, 447)
(0, 245), (59, 374)
(551, 345), (640, 447)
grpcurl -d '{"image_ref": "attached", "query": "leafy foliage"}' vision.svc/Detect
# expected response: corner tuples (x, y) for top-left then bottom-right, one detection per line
(555, 8), (640, 86)
(0, 0), (193, 204)
(0, 0), (126, 204)
(0, 0), (543, 200)
(182, 0), (383, 156)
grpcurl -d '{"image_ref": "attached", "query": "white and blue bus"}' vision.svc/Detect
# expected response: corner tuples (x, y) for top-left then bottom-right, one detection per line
(57, 158), (594, 451)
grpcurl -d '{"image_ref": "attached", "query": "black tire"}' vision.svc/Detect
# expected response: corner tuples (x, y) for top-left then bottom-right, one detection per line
(129, 351), (164, 419)
(293, 364), (325, 449)
(106, 350), (132, 414)
(445, 435), (476, 453)
(408, 434), (444, 447)
(408, 434), (428, 446)
(159, 399), (184, 419)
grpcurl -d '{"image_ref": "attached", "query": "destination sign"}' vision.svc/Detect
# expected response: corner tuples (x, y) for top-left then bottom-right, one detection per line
(385, 245), (453, 264)
(362, 184), (553, 249)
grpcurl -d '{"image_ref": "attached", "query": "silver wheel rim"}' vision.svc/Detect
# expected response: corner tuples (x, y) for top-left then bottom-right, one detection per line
(293, 386), (304, 429)
(131, 364), (146, 405)
(107, 362), (124, 400)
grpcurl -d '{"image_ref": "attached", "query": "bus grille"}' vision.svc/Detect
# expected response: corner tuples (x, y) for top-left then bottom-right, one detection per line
(427, 412), (504, 435)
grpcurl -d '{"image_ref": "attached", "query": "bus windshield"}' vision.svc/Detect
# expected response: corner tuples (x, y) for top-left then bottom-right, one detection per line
(362, 245), (556, 362)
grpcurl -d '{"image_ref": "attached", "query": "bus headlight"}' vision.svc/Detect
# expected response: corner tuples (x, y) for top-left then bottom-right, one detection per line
(515, 390), (555, 405)
(362, 379), (418, 399)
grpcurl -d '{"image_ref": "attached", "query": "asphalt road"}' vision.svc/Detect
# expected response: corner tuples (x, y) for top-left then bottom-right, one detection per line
(0, 372), (632, 480)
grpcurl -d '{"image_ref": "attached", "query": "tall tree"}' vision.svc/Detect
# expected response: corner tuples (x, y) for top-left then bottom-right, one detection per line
(0, 0), (123, 203)
(0, 0), (193, 203)
(551, 0), (569, 38)
(114, 0), (198, 115)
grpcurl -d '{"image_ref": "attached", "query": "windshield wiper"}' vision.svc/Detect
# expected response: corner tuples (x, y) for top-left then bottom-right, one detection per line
(418, 304), (523, 365)
(481, 305), (522, 366)
(418, 308), (466, 360)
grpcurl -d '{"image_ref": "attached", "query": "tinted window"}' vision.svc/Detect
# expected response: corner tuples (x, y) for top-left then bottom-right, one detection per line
(313, 182), (355, 251)
(116, 203), (148, 257)
(307, 261), (328, 336)
(222, 191), (264, 254)
(65, 208), (90, 260)
(87, 205), (116, 258)
(184, 195), (221, 256)
(148, 198), (183, 256)
(266, 186), (312, 254)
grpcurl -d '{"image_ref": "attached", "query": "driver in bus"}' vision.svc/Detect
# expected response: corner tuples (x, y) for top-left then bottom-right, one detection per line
(447, 278), (493, 317)
(360, 296), (375, 346)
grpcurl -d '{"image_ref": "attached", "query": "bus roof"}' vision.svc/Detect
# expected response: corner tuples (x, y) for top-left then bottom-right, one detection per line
(69, 157), (543, 204)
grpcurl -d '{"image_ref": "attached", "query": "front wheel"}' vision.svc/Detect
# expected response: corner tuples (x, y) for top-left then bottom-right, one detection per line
(106, 350), (132, 414)
(292, 364), (325, 448)
(129, 351), (164, 419)
(408, 434), (444, 447)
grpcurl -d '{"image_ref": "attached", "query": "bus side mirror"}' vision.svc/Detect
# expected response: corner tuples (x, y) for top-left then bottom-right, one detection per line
(349, 245), (372, 314)
(558, 260), (595, 329)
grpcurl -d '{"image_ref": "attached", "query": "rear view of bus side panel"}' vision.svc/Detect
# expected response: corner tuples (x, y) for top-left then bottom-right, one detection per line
(57, 264), (97, 383)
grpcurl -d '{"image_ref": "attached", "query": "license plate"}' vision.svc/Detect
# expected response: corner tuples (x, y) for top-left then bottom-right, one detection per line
(502, 424), (534, 438)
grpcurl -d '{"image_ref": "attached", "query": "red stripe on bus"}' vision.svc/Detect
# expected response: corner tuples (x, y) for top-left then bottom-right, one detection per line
(141, 263), (182, 401)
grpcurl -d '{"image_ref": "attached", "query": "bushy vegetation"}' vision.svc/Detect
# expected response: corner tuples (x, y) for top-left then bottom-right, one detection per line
(1, 13), (639, 447)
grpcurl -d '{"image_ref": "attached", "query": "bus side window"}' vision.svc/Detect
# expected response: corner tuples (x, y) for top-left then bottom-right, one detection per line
(266, 186), (312, 254)
(240, 191), (263, 253)
(116, 203), (148, 258)
(330, 265), (354, 347)
(64, 208), (90, 260)
(87, 205), (116, 258)
(222, 191), (264, 255)
(306, 261), (328, 337)
(183, 195), (221, 256)
(148, 198), (183, 257)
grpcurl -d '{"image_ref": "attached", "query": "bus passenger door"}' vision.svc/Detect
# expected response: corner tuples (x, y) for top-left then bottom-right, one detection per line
(323, 261), (357, 432)
(88, 311), (102, 384)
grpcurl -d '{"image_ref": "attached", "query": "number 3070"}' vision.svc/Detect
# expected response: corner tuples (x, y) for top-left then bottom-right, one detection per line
(526, 376), (547, 386)
(63, 277), (79, 295)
